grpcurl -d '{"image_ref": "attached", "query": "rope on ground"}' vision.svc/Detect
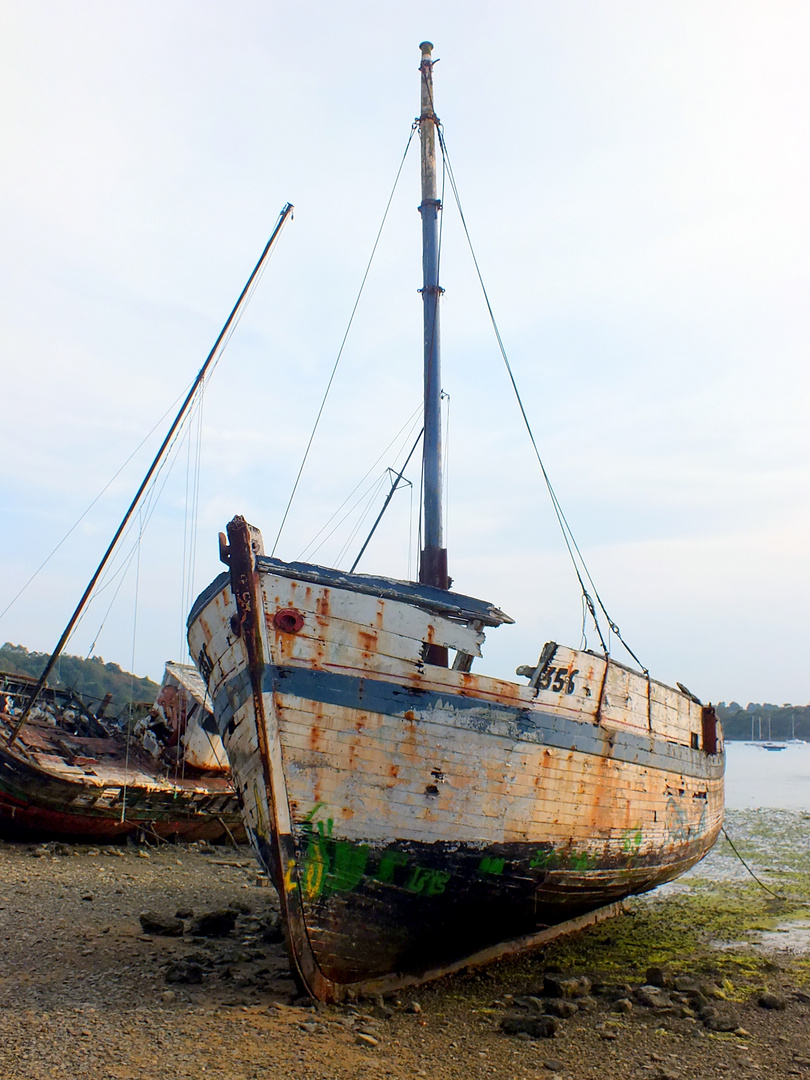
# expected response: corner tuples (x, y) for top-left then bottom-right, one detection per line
(721, 825), (810, 907)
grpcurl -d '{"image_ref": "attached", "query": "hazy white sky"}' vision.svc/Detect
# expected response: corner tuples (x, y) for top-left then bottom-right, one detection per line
(1, 1), (809, 706)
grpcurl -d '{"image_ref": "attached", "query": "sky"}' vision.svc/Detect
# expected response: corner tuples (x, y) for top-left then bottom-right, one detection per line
(1, 1), (809, 707)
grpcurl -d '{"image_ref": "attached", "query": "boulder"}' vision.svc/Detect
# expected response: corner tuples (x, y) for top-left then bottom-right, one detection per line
(139, 911), (184, 937)
(501, 1013), (559, 1039)
(189, 908), (238, 937)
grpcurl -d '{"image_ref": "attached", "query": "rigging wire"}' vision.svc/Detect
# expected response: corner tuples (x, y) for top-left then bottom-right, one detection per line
(271, 126), (417, 558)
(350, 427), (423, 573)
(8, 204), (294, 746)
(296, 403), (423, 563)
(76, 395), (206, 655)
(0, 388), (187, 625)
(436, 126), (645, 671)
(120, 509), (144, 825)
(442, 390), (450, 552)
(334, 473), (389, 567)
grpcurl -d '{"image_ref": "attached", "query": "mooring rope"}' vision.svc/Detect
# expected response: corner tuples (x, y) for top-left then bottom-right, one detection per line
(721, 824), (810, 907)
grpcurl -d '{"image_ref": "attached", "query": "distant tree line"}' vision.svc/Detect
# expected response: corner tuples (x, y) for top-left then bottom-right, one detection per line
(0, 643), (159, 717)
(715, 701), (810, 742)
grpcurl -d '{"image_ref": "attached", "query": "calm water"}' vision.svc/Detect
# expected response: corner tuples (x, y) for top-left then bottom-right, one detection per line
(725, 740), (810, 809)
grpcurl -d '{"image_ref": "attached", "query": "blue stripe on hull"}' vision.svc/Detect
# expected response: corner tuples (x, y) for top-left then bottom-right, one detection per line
(213, 662), (723, 782)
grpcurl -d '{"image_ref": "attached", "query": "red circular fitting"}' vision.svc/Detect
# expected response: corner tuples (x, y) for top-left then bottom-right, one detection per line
(273, 608), (305, 634)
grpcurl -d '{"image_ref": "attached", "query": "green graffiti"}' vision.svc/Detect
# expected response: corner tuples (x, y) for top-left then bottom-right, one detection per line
(330, 840), (369, 892)
(529, 846), (598, 871)
(375, 850), (409, 883)
(622, 827), (643, 854)
(296, 804), (450, 901)
(478, 856), (505, 877)
(568, 850), (597, 870)
(406, 866), (450, 896)
(530, 848), (559, 870)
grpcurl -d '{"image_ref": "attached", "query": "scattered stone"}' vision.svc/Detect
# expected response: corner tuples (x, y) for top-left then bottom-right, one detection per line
(545, 999), (578, 1019)
(81, 893), (93, 902)
(577, 996), (599, 1013)
(175, 908), (194, 920)
(165, 961), (203, 985)
(700, 1004), (740, 1032)
(599, 983), (633, 1000)
(637, 986), (671, 1008)
(500, 1013), (559, 1039)
(543, 1061), (565, 1073)
(405, 1001), (422, 1014)
(137, 850), (150, 859)
(673, 975), (701, 993)
(355, 1033), (379, 1047)
(543, 974), (592, 999)
(758, 991), (787, 1010)
(646, 966), (669, 988)
(261, 915), (284, 944)
(139, 911), (184, 937)
(189, 908), (238, 937)
(611, 998), (633, 1014)
(161, 991), (176, 1003)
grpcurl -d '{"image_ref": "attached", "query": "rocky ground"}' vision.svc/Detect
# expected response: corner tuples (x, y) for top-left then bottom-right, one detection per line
(0, 809), (808, 1080)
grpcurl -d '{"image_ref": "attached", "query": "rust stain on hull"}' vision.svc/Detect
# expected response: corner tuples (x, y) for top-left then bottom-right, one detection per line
(188, 518), (724, 1002)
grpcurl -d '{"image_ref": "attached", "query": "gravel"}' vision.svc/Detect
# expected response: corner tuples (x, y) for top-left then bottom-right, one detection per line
(0, 837), (807, 1079)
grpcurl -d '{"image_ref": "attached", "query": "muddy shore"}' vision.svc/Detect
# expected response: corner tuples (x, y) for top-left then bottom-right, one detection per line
(0, 808), (808, 1080)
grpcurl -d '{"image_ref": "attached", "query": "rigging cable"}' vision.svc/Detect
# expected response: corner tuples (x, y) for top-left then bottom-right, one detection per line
(436, 127), (645, 672)
(271, 126), (417, 558)
(0, 388), (187, 625)
(120, 509), (144, 826)
(296, 402), (423, 562)
(8, 202), (294, 746)
(350, 427), (423, 573)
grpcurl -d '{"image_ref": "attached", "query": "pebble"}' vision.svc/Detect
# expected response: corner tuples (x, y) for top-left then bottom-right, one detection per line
(545, 999), (578, 1019)
(543, 974), (592, 999)
(355, 1033), (379, 1048)
(139, 911), (184, 936)
(500, 1013), (559, 1039)
(190, 909), (238, 938)
(758, 991), (788, 1010)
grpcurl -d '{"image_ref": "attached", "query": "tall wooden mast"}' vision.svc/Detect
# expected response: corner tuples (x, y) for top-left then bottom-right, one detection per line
(418, 41), (448, 601)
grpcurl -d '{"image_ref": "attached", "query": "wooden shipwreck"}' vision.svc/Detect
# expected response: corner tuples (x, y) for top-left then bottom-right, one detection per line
(0, 664), (243, 842)
(186, 43), (724, 1000)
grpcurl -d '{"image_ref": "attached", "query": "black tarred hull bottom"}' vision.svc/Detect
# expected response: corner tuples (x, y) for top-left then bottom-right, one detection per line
(253, 828), (719, 988)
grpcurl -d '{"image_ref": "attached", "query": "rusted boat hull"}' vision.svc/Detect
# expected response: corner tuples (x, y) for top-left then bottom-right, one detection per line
(0, 670), (245, 844)
(187, 518), (724, 1000)
(0, 746), (240, 842)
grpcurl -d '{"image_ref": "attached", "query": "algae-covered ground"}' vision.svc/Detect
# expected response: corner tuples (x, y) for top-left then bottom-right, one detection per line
(525, 807), (810, 987)
(0, 808), (807, 1080)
